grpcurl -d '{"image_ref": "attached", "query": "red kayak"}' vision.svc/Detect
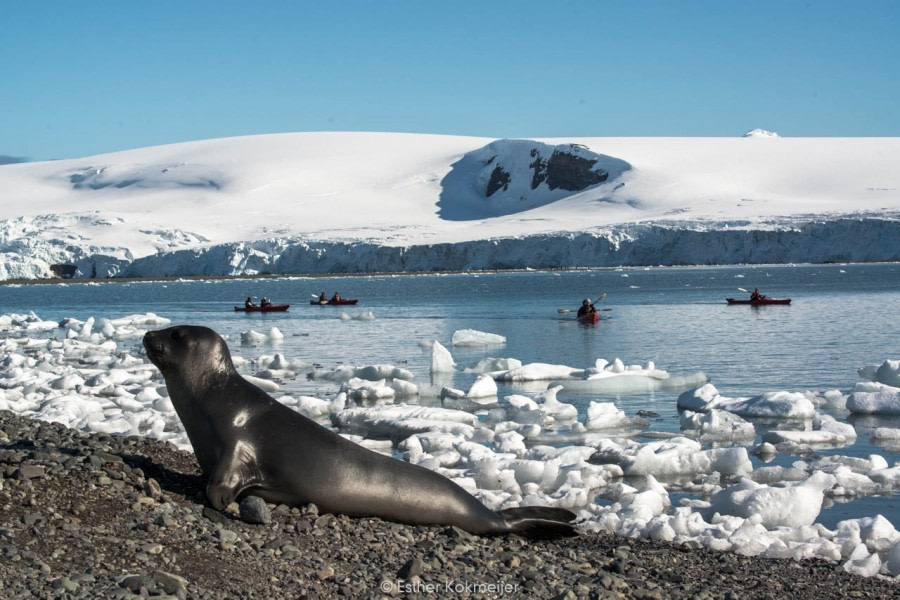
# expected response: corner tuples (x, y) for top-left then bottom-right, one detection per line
(726, 298), (791, 305)
(310, 299), (358, 306)
(578, 311), (600, 324)
(234, 304), (290, 312)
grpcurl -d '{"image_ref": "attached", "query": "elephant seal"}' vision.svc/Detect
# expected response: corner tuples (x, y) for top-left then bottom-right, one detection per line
(143, 325), (576, 538)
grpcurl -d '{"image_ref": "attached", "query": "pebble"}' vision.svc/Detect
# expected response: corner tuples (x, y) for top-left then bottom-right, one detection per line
(239, 495), (272, 524)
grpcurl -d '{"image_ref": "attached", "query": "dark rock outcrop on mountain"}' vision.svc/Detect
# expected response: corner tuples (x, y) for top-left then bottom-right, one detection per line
(438, 139), (631, 220)
(528, 146), (609, 193)
(485, 145), (610, 198)
(486, 164), (511, 197)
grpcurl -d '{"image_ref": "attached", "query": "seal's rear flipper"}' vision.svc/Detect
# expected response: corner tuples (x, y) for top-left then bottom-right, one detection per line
(507, 518), (578, 539)
(496, 506), (579, 539)
(496, 506), (576, 523)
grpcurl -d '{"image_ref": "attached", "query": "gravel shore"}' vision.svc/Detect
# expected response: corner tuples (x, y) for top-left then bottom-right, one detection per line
(1, 410), (896, 599)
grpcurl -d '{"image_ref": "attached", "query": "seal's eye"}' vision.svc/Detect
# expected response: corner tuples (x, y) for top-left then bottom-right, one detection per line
(170, 330), (182, 341)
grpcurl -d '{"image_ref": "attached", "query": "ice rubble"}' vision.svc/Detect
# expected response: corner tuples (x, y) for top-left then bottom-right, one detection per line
(2, 315), (900, 577)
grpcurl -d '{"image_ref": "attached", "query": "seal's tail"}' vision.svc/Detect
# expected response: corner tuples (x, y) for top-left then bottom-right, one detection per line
(496, 506), (579, 539)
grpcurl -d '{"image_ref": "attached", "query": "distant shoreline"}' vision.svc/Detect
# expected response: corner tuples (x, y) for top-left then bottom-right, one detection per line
(2, 260), (898, 287)
(0, 266), (616, 287)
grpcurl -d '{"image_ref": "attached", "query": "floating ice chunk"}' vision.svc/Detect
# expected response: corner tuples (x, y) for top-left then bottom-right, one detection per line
(873, 427), (900, 440)
(242, 374), (279, 392)
(466, 374), (498, 399)
(495, 431), (527, 457)
(874, 359), (900, 387)
(333, 404), (479, 439)
(338, 433), (392, 454)
(525, 445), (598, 481)
(762, 429), (846, 447)
(0, 389), (35, 412)
(504, 394), (543, 424)
(493, 420), (541, 439)
(815, 413), (857, 440)
(679, 384), (816, 419)
(677, 384), (721, 411)
(619, 438), (752, 479)
(276, 355), (312, 371)
(493, 363), (583, 382)
(354, 364), (414, 382)
(391, 378), (418, 398)
(30, 394), (106, 426)
(473, 459), (521, 494)
(830, 467), (878, 497)
(430, 341), (456, 373)
(451, 329), (505, 347)
(724, 391), (817, 419)
(399, 431), (467, 460)
(680, 409), (756, 441)
(240, 329), (269, 345)
(846, 388), (900, 415)
(152, 395), (174, 412)
(308, 363), (413, 382)
(858, 364), (879, 382)
(816, 389), (848, 411)
(440, 375), (498, 406)
(619, 475), (671, 522)
(341, 377), (395, 401)
(464, 357), (522, 373)
(25, 319), (60, 333)
(536, 386), (578, 422)
(50, 373), (85, 391)
(584, 402), (635, 431)
(855, 514), (900, 554)
(558, 359), (708, 394)
(886, 539), (900, 576)
(843, 543), (882, 577)
(341, 310), (375, 321)
(707, 471), (836, 529)
(762, 414), (856, 449)
(258, 353), (289, 370)
(289, 395), (333, 419)
(133, 386), (162, 404)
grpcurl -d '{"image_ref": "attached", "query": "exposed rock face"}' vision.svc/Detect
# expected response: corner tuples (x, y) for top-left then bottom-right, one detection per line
(484, 143), (613, 198)
(487, 165), (511, 197)
(530, 147), (609, 193)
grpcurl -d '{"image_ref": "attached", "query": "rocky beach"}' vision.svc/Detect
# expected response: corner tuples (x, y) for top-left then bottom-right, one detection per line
(0, 411), (896, 599)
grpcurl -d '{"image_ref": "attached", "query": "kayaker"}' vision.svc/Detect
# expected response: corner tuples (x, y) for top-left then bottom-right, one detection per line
(331, 292), (342, 302)
(261, 297), (271, 307)
(750, 288), (767, 301)
(319, 291), (327, 303)
(244, 297), (256, 309)
(577, 298), (596, 318)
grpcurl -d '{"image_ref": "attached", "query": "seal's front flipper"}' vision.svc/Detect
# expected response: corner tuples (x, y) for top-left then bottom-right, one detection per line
(206, 441), (261, 510)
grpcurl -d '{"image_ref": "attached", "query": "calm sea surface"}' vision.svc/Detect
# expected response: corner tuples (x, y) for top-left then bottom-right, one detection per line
(2, 263), (899, 528)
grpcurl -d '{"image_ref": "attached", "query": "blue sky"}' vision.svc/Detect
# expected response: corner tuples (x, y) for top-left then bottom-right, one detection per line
(3, 1), (898, 161)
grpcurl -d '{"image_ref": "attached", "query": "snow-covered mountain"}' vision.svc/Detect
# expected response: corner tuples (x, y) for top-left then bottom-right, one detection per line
(1, 132), (898, 279)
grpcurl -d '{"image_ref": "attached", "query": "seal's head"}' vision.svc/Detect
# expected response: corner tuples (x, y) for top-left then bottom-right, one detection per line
(143, 325), (234, 378)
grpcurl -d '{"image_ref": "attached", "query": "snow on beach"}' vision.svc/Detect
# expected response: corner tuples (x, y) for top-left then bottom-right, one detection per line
(2, 311), (900, 577)
(1, 132), (899, 280)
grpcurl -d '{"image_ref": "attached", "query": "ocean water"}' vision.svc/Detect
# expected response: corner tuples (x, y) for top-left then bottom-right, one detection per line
(2, 262), (899, 528)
